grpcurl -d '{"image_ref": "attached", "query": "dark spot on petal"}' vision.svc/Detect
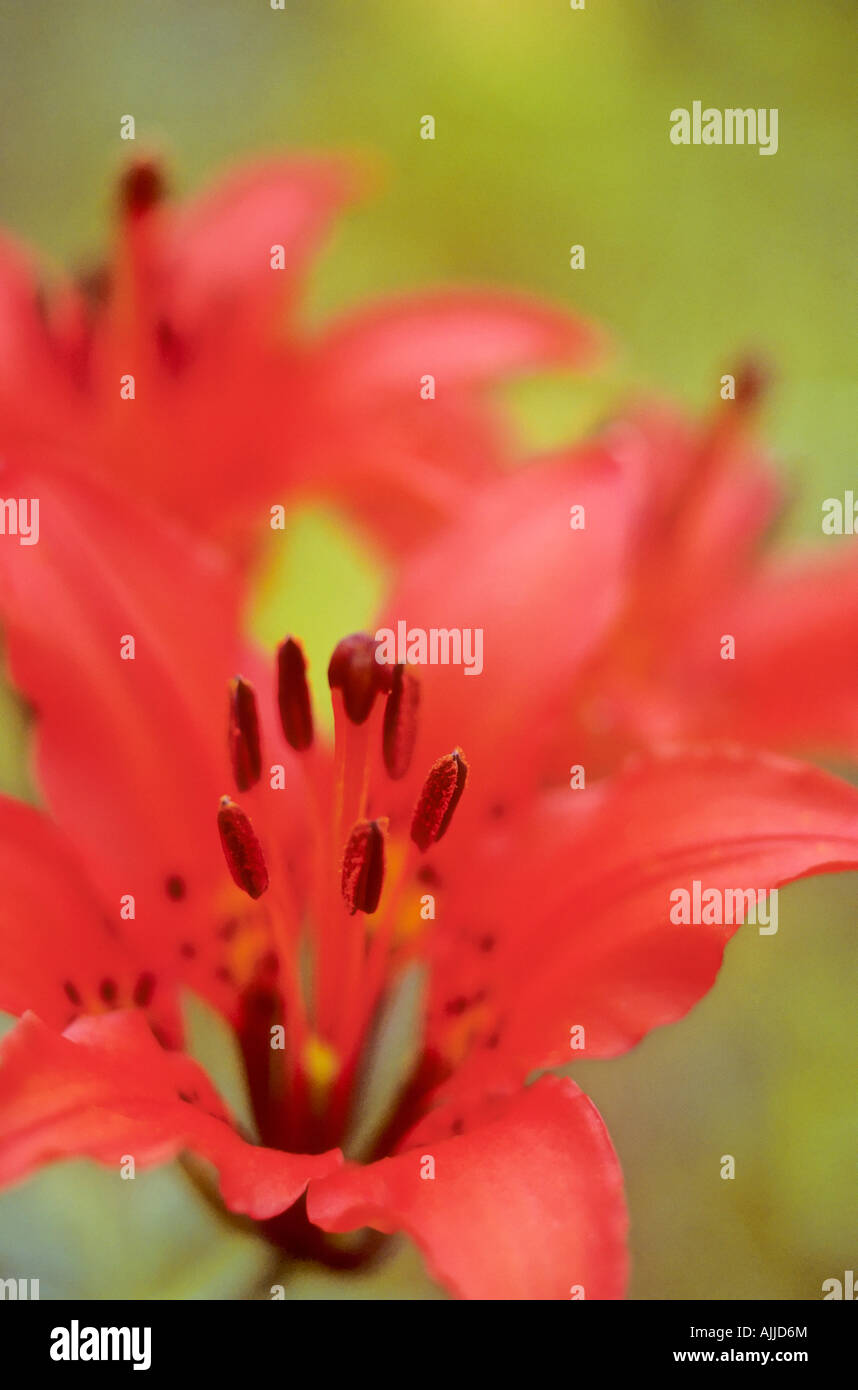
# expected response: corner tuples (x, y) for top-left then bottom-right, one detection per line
(451, 1118), (464, 1136)
(217, 918), (238, 941)
(478, 934), (496, 953)
(215, 965), (233, 985)
(133, 972), (156, 1008)
(416, 864), (441, 887)
(485, 1031), (500, 1050)
(488, 802), (506, 820)
(99, 977), (118, 1006)
(63, 980), (82, 1006)
(444, 996), (469, 1017)
(179, 941), (197, 960)
(165, 875), (186, 902)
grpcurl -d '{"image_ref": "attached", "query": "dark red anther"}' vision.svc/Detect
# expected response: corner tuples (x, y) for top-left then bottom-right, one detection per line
(383, 663), (420, 780)
(328, 633), (392, 725)
(120, 158), (165, 220)
(411, 748), (469, 852)
(228, 677), (262, 792)
(217, 796), (269, 900)
(341, 819), (386, 915)
(277, 637), (314, 751)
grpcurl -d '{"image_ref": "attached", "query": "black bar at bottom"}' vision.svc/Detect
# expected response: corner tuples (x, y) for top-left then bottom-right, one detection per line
(0, 1298), (850, 1375)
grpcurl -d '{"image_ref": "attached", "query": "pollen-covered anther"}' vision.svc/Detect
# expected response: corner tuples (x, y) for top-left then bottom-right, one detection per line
(411, 748), (469, 852)
(277, 636), (314, 751)
(341, 818), (387, 915)
(328, 632), (392, 725)
(217, 796), (269, 900)
(228, 676), (262, 791)
(383, 663), (420, 780)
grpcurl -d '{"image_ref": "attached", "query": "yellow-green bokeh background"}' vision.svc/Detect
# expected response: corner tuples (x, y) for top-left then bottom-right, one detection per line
(0, 0), (855, 1299)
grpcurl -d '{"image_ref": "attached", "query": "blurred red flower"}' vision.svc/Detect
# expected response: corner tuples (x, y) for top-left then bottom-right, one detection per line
(382, 378), (858, 781)
(0, 156), (599, 566)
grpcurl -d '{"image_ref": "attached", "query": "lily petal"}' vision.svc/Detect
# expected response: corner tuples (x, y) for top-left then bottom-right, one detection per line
(315, 290), (602, 395)
(424, 749), (858, 1091)
(307, 1075), (627, 1300)
(0, 1011), (342, 1220)
(165, 157), (358, 328)
(378, 446), (636, 823)
(0, 797), (178, 1036)
(679, 547), (858, 759)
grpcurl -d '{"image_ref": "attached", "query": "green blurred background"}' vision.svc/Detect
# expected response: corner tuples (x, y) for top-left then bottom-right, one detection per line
(0, 0), (855, 1299)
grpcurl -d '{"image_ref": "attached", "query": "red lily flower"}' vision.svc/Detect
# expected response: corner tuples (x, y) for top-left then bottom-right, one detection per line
(569, 384), (858, 769)
(0, 156), (599, 565)
(381, 378), (858, 783)
(2, 461), (858, 1299)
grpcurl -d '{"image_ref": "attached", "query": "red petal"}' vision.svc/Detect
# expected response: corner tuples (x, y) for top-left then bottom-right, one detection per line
(377, 447), (635, 824)
(307, 1076), (627, 1300)
(425, 749), (858, 1091)
(0, 1011), (341, 1219)
(607, 403), (780, 586)
(316, 290), (603, 394)
(0, 797), (178, 1035)
(0, 468), (231, 888)
(0, 235), (50, 390)
(166, 157), (358, 329)
(558, 406), (795, 772)
(297, 292), (604, 557)
(679, 547), (858, 759)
